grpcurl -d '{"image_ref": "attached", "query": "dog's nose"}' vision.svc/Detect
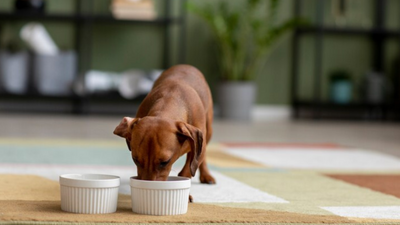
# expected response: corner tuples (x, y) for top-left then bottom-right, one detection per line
(138, 170), (168, 181)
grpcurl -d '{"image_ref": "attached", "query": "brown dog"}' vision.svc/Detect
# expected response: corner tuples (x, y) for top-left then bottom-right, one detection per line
(114, 65), (216, 191)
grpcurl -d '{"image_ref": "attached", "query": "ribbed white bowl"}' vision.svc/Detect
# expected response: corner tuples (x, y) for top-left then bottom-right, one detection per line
(60, 174), (120, 214)
(130, 176), (191, 215)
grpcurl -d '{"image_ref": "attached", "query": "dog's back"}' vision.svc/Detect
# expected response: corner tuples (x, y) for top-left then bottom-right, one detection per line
(136, 65), (213, 120)
(152, 65), (212, 109)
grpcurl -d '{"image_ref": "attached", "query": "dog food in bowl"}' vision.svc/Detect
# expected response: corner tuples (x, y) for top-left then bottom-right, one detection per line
(59, 174), (120, 214)
(130, 176), (191, 215)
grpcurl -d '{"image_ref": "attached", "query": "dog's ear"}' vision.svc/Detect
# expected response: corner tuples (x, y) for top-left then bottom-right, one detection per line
(176, 122), (203, 177)
(113, 117), (139, 142)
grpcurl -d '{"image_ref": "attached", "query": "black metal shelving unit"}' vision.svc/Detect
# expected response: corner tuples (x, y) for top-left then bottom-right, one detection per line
(291, 0), (400, 120)
(0, 0), (187, 115)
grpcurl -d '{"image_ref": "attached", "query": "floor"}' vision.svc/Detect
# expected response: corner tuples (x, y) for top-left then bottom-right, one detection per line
(3, 112), (400, 222)
(1, 113), (400, 158)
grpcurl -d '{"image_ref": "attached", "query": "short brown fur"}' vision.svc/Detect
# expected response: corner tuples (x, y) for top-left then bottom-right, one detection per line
(114, 65), (215, 200)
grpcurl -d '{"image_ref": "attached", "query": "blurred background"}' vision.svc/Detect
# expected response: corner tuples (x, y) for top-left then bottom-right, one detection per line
(0, 0), (399, 121)
(2, 2), (400, 222)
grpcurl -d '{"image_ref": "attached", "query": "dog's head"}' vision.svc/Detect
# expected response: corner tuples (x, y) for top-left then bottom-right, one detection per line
(113, 116), (203, 180)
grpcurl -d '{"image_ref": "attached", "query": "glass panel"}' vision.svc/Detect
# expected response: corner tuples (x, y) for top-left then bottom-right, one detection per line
(385, 0), (400, 31)
(324, 0), (374, 29)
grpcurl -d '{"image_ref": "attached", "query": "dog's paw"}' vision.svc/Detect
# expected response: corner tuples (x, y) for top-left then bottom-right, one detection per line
(200, 174), (216, 184)
(189, 194), (193, 203)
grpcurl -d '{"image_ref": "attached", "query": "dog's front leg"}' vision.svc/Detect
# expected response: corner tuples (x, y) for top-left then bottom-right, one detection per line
(178, 152), (194, 202)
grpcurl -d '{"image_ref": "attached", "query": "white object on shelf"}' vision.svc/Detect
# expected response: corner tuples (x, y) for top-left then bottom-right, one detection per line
(111, 8), (156, 20)
(149, 69), (163, 81)
(20, 22), (59, 55)
(59, 174), (120, 214)
(85, 70), (121, 93)
(84, 69), (158, 97)
(119, 69), (152, 99)
(130, 176), (191, 215)
(111, 0), (157, 20)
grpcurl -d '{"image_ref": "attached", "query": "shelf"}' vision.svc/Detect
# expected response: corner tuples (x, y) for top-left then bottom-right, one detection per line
(86, 91), (147, 102)
(0, 11), (182, 25)
(0, 91), (148, 115)
(297, 26), (400, 37)
(294, 100), (398, 108)
(0, 92), (77, 101)
(0, 11), (78, 21)
(0, 0), (186, 115)
(291, 0), (400, 121)
(0, 91), (147, 102)
(293, 100), (400, 120)
(91, 15), (181, 25)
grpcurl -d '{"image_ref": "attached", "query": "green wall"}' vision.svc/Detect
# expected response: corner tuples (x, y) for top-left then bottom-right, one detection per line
(1, 0), (399, 105)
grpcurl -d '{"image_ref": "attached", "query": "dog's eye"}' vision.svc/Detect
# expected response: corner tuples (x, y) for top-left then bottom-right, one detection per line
(160, 159), (171, 168)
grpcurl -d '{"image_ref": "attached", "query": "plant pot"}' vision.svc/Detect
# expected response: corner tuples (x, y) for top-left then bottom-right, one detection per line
(363, 72), (386, 104)
(32, 51), (77, 96)
(330, 80), (352, 104)
(217, 81), (256, 121)
(0, 51), (29, 94)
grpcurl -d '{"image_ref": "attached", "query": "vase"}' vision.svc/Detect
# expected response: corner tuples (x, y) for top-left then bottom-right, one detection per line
(330, 80), (352, 104)
(217, 81), (256, 121)
(0, 51), (29, 94)
(33, 51), (77, 96)
(363, 72), (386, 104)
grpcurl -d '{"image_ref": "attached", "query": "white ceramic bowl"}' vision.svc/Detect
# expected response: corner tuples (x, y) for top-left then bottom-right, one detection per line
(59, 174), (120, 214)
(130, 176), (191, 215)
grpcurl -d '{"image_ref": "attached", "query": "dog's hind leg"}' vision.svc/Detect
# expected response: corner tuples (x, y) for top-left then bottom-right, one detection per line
(199, 107), (216, 184)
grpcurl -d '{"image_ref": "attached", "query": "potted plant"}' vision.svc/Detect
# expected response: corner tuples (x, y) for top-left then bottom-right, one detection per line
(0, 27), (29, 95)
(188, 0), (303, 120)
(329, 70), (353, 104)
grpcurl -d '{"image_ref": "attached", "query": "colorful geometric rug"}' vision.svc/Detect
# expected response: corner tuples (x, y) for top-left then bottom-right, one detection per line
(1, 138), (400, 224)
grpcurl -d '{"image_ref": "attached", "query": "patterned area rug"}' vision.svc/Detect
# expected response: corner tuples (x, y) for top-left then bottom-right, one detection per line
(1, 138), (400, 224)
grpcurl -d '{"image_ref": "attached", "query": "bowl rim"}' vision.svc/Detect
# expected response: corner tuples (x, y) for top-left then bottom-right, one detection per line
(60, 174), (120, 188)
(130, 176), (191, 189)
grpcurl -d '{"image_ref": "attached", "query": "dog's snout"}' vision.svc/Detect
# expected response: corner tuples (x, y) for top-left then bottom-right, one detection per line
(156, 176), (168, 181)
(137, 173), (168, 181)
